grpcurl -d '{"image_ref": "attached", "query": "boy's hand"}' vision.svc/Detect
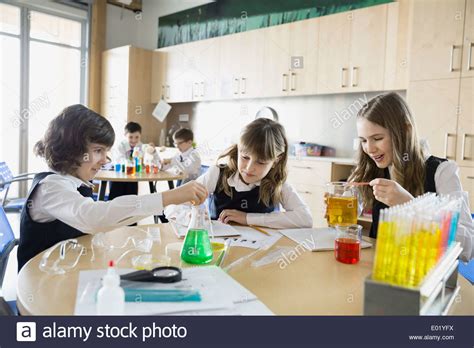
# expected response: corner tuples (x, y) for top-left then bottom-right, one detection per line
(218, 209), (247, 225)
(162, 181), (208, 207)
(369, 178), (413, 207)
(162, 159), (171, 165)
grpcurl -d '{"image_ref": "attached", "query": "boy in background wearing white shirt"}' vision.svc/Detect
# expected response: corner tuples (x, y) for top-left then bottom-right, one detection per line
(109, 122), (142, 200)
(161, 128), (201, 186)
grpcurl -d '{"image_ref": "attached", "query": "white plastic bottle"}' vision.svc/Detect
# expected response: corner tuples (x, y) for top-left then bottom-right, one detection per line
(96, 260), (125, 315)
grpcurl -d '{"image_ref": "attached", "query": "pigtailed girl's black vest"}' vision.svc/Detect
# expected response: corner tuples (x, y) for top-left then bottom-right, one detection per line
(370, 156), (447, 238)
(18, 172), (91, 271)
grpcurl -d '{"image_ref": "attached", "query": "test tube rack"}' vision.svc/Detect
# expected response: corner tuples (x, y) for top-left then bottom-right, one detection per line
(363, 242), (462, 315)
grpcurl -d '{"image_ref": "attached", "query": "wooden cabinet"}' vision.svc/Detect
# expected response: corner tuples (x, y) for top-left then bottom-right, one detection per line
(409, 0), (466, 81)
(462, 0), (474, 78)
(218, 30), (264, 99)
(262, 18), (319, 97)
(456, 77), (474, 167)
(101, 45), (165, 143)
(318, 4), (387, 94)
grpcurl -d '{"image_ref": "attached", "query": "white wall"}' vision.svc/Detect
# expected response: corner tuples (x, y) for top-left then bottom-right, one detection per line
(106, 0), (213, 50)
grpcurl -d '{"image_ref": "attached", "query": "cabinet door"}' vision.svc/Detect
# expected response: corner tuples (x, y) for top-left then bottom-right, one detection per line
(218, 34), (241, 100)
(462, 0), (474, 77)
(350, 4), (387, 92)
(288, 18), (319, 95)
(261, 23), (291, 97)
(239, 30), (265, 99)
(407, 79), (460, 160)
(162, 44), (193, 102)
(456, 78), (474, 166)
(458, 166), (474, 209)
(317, 11), (351, 94)
(409, 0), (465, 81)
(151, 51), (165, 103)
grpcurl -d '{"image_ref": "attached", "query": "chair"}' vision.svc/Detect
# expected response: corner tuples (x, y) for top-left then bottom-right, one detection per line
(0, 207), (19, 315)
(0, 162), (36, 213)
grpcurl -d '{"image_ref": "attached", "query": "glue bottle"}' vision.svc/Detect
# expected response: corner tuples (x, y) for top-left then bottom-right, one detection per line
(97, 260), (125, 315)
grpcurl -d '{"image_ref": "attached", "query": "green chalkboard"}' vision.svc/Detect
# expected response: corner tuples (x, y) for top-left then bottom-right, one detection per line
(158, 0), (393, 48)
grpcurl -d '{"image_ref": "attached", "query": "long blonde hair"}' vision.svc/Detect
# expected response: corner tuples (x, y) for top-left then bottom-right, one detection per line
(217, 118), (288, 207)
(349, 92), (426, 207)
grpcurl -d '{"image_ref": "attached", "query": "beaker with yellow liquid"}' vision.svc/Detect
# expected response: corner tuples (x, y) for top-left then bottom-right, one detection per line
(326, 182), (358, 227)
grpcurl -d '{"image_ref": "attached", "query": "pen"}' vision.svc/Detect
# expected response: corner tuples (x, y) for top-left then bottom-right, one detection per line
(249, 225), (271, 236)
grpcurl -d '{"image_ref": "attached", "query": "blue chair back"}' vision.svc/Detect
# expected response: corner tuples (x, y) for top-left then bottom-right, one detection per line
(0, 162), (13, 193)
(0, 207), (17, 288)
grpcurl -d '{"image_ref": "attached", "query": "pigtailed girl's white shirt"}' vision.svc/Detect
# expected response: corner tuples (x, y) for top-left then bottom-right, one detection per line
(29, 172), (164, 233)
(196, 165), (313, 229)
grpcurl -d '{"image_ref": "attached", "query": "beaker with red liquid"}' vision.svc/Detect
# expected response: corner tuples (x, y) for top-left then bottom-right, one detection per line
(335, 224), (362, 264)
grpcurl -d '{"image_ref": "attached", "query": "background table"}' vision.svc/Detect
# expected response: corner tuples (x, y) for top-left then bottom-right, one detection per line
(94, 170), (185, 200)
(16, 224), (473, 315)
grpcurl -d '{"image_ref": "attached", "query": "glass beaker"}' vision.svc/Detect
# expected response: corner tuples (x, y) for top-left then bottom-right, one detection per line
(335, 224), (362, 264)
(326, 182), (358, 227)
(180, 204), (213, 264)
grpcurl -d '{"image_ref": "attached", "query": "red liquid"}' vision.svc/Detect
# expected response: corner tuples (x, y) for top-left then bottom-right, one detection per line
(152, 165), (158, 174)
(335, 238), (360, 264)
(126, 166), (135, 175)
(145, 164), (150, 174)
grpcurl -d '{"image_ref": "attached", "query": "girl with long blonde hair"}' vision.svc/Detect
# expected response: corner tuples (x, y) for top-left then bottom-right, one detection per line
(198, 118), (312, 228)
(350, 92), (472, 260)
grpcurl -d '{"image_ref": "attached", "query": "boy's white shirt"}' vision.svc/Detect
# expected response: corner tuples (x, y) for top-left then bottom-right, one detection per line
(29, 172), (164, 234)
(165, 165), (313, 229)
(162, 147), (201, 182)
(113, 140), (143, 160)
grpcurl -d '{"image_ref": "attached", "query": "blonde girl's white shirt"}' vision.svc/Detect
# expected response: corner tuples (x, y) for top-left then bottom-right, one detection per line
(196, 165), (313, 229)
(28, 172), (164, 233)
(433, 160), (474, 261)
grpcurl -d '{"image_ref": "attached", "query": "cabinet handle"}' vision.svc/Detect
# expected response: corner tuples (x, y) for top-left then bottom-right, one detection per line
(161, 85), (165, 100)
(341, 67), (348, 87)
(282, 74), (288, 91)
(166, 85), (170, 99)
(351, 66), (359, 87)
(461, 133), (474, 161)
(290, 72), (296, 91)
(233, 78), (239, 95)
(449, 45), (462, 72)
(444, 133), (456, 159)
(467, 42), (474, 71)
(241, 77), (246, 94)
(200, 81), (205, 97)
(193, 82), (199, 98)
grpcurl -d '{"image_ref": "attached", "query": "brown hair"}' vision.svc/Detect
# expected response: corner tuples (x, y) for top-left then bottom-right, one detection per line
(34, 104), (115, 175)
(124, 121), (141, 134)
(217, 118), (288, 207)
(173, 128), (194, 143)
(349, 92), (425, 208)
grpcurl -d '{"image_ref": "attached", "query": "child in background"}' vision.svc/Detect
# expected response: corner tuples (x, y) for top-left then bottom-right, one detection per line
(109, 122), (142, 199)
(349, 92), (473, 261)
(161, 128), (201, 186)
(18, 105), (208, 270)
(190, 118), (312, 229)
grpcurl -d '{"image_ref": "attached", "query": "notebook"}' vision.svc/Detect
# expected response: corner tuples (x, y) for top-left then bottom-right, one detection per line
(279, 227), (372, 251)
(171, 220), (241, 238)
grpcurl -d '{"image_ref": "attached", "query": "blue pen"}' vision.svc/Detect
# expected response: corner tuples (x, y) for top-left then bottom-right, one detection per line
(124, 289), (201, 302)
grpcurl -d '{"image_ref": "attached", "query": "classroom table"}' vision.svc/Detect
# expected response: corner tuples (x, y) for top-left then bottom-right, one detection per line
(94, 170), (185, 201)
(16, 224), (473, 316)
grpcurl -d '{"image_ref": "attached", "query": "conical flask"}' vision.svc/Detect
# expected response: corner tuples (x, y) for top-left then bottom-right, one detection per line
(180, 204), (213, 264)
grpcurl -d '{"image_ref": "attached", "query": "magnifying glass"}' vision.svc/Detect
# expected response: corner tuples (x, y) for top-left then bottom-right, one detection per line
(120, 266), (182, 283)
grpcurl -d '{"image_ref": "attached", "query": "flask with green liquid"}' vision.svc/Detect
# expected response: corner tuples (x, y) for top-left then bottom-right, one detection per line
(180, 204), (213, 264)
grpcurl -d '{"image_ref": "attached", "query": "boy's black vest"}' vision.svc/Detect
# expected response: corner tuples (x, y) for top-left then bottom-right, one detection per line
(370, 156), (447, 238)
(209, 167), (275, 220)
(18, 172), (90, 271)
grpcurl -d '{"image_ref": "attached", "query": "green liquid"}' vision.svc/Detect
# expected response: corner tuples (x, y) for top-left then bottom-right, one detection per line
(181, 229), (213, 264)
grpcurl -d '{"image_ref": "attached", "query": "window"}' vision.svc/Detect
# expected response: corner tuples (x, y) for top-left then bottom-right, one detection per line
(0, 2), (87, 197)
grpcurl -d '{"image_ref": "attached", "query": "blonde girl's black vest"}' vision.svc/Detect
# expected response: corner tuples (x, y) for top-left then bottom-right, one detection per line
(18, 172), (90, 271)
(370, 156), (447, 238)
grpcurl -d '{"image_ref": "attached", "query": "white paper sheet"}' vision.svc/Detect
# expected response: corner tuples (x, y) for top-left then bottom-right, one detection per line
(74, 266), (270, 315)
(152, 100), (172, 122)
(279, 227), (372, 251)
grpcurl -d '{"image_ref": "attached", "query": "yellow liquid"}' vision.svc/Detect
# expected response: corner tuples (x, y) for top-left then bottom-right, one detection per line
(327, 196), (358, 226)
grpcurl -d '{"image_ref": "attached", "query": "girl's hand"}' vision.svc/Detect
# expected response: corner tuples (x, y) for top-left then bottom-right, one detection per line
(162, 181), (208, 206)
(369, 178), (414, 207)
(218, 209), (247, 225)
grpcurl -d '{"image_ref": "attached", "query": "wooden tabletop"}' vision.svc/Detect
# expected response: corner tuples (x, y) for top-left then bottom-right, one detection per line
(17, 224), (473, 315)
(95, 170), (185, 182)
